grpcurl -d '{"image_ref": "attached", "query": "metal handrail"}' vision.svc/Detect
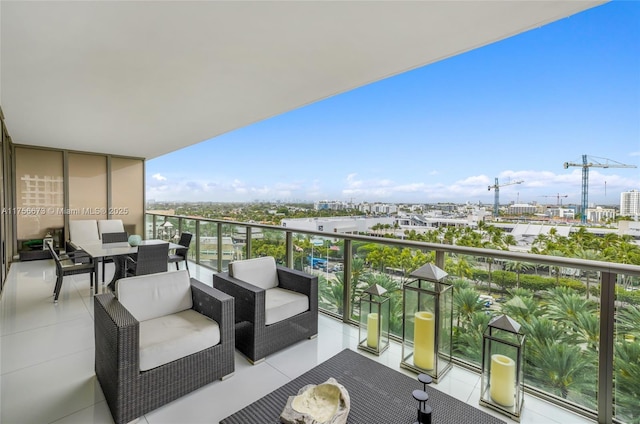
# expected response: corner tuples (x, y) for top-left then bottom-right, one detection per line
(146, 212), (640, 276)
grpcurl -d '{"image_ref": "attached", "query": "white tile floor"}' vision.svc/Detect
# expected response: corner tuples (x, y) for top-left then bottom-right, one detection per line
(0, 260), (595, 424)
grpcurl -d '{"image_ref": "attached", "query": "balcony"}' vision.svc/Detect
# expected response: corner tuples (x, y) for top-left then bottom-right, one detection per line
(1, 258), (598, 424)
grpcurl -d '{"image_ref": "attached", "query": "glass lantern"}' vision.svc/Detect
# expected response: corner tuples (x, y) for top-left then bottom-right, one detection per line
(357, 284), (390, 355)
(400, 263), (452, 383)
(480, 314), (525, 422)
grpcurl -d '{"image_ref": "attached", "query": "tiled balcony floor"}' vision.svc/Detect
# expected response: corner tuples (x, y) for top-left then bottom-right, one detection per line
(0, 260), (595, 424)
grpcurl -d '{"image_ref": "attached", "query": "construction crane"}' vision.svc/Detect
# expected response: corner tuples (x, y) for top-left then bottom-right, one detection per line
(487, 178), (523, 218)
(540, 193), (568, 205)
(563, 154), (637, 224)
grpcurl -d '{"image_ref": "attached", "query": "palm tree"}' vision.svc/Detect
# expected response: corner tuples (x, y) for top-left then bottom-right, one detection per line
(545, 287), (597, 324)
(571, 309), (600, 350)
(446, 255), (473, 279)
(318, 274), (343, 314)
(454, 311), (491, 365)
(500, 293), (540, 323)
(573, 248), (603, 299)
(503, 260), (533, 289)
(617, 305), (640, 341)
(528, 342), (596, 401)
(453, 287), (483, 327)
(546, 249), (566, 284)
(614, 341), (640, 423)
(503, 234), (517, 247)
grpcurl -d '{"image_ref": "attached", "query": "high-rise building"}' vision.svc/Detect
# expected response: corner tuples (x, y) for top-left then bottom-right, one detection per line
(620, 190), (640, 217)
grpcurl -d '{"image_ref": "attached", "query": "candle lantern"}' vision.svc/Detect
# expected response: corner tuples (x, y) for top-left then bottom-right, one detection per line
(400, 263), (452, 383)
(357, 284), (390, 355)
(479, 314), (525, 422)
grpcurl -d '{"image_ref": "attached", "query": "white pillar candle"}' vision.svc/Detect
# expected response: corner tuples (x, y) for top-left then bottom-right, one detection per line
(366, 313), (379, 348)
(490, 354), (516, 407)
(414, 311), (435, 370)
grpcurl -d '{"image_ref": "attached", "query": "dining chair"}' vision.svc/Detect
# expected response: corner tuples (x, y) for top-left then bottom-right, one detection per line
(168, 232), (193, 271)
(125, 243), (169, 277)
(101, 231), (129, 283)
(47, 240), (95, 302)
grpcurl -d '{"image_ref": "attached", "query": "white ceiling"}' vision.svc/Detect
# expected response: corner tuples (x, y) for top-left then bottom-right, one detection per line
(1, 1), (605, 160)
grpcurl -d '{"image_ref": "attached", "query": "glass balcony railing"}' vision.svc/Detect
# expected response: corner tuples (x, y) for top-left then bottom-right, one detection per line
(146, 212), (640, 424)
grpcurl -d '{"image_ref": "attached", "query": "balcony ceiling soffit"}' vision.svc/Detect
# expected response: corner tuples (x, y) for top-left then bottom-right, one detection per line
(1, 1), (606, 159)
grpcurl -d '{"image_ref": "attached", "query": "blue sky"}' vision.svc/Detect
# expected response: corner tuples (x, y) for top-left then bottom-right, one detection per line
(147, 1), (640, 206)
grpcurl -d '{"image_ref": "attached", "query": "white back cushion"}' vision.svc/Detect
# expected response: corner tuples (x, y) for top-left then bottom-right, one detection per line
(116, 270), (192, 322)
(229, 256), (279, 290)
(69, 220), (99, 244)
(98, 219), (125, 238)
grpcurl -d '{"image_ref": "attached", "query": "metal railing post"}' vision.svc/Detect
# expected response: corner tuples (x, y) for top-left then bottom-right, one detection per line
(285, 231), (293, 268)
(598, 271), (616, 424)
(195, 220), (200, 265)
(435, 249), (445, 269)
(217, 222), (223, 271)
(343, 239), (352, 323)
(245, 227), (252, 259)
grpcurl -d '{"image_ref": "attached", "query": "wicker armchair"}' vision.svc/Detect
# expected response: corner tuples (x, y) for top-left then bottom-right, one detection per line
(212, 256), (318, 364)
(94, 271), (235, 424)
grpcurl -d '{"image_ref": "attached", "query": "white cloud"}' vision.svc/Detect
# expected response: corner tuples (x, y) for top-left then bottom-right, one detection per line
(146, 166), (640, 204)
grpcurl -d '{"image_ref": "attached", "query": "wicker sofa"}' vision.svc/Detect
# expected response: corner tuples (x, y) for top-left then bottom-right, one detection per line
(94, 270), (235, 424)
(212, 256), (318, 364)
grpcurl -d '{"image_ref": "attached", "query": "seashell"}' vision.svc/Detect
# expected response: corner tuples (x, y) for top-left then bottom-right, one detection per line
(280, 378), (350, 424)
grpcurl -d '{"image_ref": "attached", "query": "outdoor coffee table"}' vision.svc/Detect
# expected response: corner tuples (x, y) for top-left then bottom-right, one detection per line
(221, 349), (505, 424)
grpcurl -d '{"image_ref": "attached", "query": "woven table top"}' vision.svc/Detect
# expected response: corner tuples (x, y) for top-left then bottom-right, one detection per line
(221, 348), (506, 424)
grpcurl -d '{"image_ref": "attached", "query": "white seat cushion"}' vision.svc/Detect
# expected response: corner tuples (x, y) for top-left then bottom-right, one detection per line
(69, 220), (99, 244)
(138, 309), (220, 371)
(116, 270), (192, 322)
(98, 219), (125, 238)
(265, 287), (309, 325)
(229, 256), (279, 290)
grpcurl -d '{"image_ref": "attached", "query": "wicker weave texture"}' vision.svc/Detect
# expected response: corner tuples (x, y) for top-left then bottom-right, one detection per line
(127, 243), (169, 276)
(94, 278), (235, 424)
(221, 348), (506, 424)
(213, 265), (318, 363)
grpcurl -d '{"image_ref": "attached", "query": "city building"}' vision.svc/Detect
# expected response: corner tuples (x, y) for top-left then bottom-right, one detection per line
(586, 206), (616, 223)
(620, 190), (640, 217)
(546, 207), (576, 220)
(506, 203), (541, 215)
(282, 216), (395, 235)
(314, 200), (348, 211)
(357, 202), (398, 215)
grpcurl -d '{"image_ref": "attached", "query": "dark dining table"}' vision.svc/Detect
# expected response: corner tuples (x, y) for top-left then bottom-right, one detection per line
(77, 240), (182, 288)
